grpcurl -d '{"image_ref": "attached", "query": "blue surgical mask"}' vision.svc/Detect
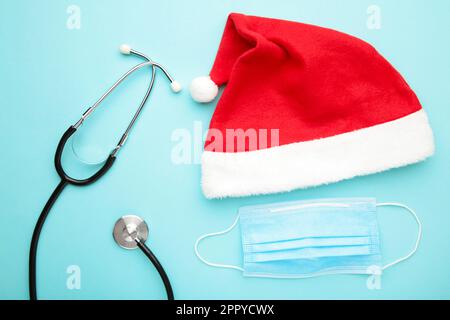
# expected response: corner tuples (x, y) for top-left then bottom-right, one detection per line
(195, 198), (421, 278)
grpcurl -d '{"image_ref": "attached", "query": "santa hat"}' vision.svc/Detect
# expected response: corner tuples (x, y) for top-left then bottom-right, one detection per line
(190, 13), (434, 199)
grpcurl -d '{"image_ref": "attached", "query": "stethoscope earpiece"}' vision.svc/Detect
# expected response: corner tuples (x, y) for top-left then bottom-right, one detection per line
(119, 44), (132, 55)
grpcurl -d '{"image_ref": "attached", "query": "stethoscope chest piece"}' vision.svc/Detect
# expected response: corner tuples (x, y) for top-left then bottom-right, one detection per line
(113, 215), (149, 249)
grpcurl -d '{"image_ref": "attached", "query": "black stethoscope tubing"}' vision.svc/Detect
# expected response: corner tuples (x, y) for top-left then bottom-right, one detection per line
(28, 126), (116, 300)
(29, 48), (175, 300)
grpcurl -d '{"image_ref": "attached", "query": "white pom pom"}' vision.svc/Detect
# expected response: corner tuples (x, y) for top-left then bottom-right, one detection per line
(170, 81), (182, 93)
(119, 44), (131, 55)
(189, 76), (218, 103)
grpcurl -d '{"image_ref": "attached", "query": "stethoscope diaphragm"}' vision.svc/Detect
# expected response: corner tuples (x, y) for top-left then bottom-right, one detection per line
(113, 215), (149, 249)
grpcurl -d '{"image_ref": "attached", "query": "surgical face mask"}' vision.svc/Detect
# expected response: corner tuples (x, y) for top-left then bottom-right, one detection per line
(195, 198), (421, 278)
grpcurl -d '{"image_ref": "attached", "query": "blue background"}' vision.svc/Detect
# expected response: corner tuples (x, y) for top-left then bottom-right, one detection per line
(1, 0), (449, 300)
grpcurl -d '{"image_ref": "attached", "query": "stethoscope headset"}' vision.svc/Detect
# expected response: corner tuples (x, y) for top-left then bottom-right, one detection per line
(29, 45), (181, 300)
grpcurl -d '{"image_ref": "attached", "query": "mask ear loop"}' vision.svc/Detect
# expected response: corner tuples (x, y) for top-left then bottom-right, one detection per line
(376, 203), (422, 271)
(194, 215), (244, 272)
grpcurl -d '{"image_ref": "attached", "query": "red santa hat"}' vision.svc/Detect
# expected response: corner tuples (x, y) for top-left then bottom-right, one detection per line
(190, 13), (434, 199)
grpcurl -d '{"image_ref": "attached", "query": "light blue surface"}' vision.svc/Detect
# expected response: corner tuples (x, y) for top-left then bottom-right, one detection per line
(0, 0), (449, 300)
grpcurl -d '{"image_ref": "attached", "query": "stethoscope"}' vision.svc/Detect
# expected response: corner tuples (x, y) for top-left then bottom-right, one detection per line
(29, 45), (180, 300)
